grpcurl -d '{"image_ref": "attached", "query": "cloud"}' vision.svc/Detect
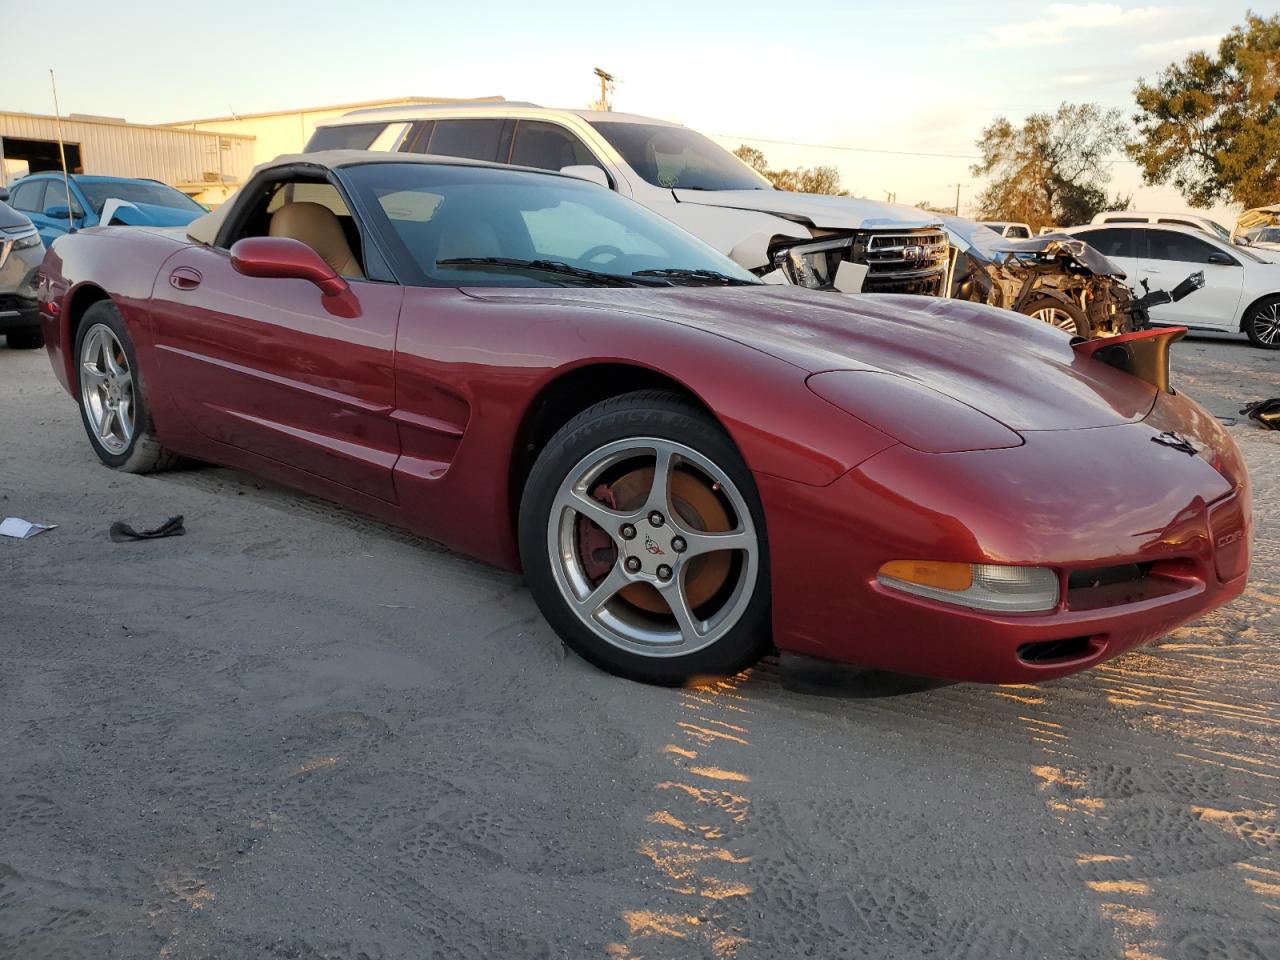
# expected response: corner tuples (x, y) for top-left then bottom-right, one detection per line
(971, 3), (1165, 49)
(1137, 32), (1222, 55)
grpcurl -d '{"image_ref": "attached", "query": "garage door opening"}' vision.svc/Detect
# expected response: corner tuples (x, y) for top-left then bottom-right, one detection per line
(1, 137), (83, 181)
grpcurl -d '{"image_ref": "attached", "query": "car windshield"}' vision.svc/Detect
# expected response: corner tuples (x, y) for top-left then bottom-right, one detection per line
(1255, 227), (1280, 243)
(1206, 220), (1232, 241)
(342, 162), (761, 287)
(589, 121), (772, 192)
(76, 179), (205, 215)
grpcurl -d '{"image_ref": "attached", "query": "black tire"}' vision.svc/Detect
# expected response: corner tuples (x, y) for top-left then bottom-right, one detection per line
(1021, 295), (1092, 338)
(6, 329), (43, 350)
(518, 390), (772, 685)
(74, 300), (181, 473)
(1242, 296), (1280, 349)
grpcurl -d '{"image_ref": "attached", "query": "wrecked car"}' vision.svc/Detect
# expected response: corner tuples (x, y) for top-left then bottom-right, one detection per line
(1235, 205), (1280, 260)
(305, 104), (951, 295)
(942, 217), (1200, 339)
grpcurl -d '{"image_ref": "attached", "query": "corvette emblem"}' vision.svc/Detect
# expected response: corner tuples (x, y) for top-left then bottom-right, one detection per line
(644, 536), (665, 555)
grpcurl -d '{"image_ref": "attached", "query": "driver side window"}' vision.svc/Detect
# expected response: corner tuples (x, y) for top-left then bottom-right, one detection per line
(1147, 230), (1230, 265)
(228, 178), (369, 280)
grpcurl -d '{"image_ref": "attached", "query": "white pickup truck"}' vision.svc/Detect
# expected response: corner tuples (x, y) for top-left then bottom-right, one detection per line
(307, 103), (949, 296)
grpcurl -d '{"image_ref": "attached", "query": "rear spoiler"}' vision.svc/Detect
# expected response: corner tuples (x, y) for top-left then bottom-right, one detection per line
(1074, 327), (1187, 394)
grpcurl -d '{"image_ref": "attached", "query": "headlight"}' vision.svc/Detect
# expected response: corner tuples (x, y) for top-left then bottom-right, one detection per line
(13, 232), (41, 251)
(878, 560), (1060, 613)
(774, 236), (852, 289)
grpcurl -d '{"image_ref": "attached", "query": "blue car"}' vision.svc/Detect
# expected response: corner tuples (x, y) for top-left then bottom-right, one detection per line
(5, 173), (205, 247)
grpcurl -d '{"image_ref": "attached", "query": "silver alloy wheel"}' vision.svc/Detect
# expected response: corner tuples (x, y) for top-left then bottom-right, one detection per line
(1031, 306), (1079, 335)
(79, 323), (135, 455)
(546, 437), (759, 659)
(1253, 302), (1280, 346)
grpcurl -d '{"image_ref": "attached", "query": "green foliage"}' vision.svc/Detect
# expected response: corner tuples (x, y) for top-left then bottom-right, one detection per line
(1129, 12), (1280, 209)
(733, 145), (846, 195)
(970, 103), (1129, 230)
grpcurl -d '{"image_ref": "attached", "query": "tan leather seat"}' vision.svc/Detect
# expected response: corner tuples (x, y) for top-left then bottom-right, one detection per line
(269, 201), (364, 279)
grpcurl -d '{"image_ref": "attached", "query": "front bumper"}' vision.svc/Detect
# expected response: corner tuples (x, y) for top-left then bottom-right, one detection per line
(0, 244), (44, 333)
(0, 292), (39, 333)
(759, 392), (1251, 683)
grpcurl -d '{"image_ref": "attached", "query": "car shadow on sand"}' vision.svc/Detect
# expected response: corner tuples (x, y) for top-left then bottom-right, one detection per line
(773, 652), (956, 699)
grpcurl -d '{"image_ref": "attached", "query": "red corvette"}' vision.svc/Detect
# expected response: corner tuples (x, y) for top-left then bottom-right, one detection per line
(38, 153), (1251, 685)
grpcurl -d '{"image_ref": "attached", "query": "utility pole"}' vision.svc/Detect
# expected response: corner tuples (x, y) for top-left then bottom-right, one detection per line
(592, 67), (618, 111)
(950, 183), (962, 215)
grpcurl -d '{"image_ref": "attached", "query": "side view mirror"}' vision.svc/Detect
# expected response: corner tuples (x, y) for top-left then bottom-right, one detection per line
(230, 236), (349, 297)
(559, 165), (610, 189)
(44, 203), (85, 222)
(1206, 252), (1235, 266)
(1234, 235), (1253, 246)
(0, 187), (8, 203)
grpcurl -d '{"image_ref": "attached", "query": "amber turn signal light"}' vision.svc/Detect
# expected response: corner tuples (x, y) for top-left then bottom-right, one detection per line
(877, 560), (1060, 613)
(877, 560), (973, 591)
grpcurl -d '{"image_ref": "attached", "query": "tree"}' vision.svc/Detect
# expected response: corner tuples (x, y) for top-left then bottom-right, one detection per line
(1129, 12), (1280, 209)
(733, 145), (846, 195)
(970, 103), (1129, 230)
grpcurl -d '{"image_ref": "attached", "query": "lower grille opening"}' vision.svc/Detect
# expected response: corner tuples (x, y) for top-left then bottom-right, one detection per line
(1016, 636), (1100, 665)
(1066, 560), (1195, 611)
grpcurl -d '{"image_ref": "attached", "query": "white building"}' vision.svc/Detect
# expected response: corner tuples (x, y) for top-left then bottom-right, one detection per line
(163, 95), (505, 167)
(1, 96), (507, 206)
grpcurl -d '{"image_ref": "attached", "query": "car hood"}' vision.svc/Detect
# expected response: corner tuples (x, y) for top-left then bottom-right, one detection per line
(671, 189), (943, 232)
(465, 286), (1157, 432)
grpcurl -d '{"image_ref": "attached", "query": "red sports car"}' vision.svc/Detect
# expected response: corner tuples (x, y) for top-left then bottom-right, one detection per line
(37, 153), (1251, 685)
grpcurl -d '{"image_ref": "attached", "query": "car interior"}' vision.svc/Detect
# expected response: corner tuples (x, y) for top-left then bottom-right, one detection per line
(231, 178), (368, 278)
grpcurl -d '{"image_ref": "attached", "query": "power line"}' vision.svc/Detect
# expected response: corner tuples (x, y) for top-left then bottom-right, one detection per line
(716, 132), (1138, 165)
(715, 133), (979, 160)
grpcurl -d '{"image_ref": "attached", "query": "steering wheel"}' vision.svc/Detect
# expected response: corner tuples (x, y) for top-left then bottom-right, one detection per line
(579, 244), (625, 265)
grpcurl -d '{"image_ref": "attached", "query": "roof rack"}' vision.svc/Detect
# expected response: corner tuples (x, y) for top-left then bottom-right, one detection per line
(340, 101), (542, 118)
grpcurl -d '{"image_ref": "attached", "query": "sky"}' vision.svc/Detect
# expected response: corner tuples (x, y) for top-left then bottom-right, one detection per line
(1, 0), (1254, 223)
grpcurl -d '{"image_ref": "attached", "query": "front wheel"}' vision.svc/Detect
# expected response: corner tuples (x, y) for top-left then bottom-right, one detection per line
(518, 391), (771, 684)
(1243, 297), (1280, 349)
(74, 300), (180, 473)
(1023, 296), (1092, 338)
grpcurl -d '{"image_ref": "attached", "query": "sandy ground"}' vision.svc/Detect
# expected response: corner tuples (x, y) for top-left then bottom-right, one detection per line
(1, 332), (1277, 960)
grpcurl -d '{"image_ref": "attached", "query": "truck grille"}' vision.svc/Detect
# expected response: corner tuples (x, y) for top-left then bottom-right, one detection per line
(853, 230), (949, 295)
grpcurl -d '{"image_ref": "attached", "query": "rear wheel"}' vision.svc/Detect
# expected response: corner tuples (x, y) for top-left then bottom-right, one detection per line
(1023, 296), (1092, 338)
(74, 300), (180, 473)
(1243, 297), (1280, 349)
(519, 391), (771, 684)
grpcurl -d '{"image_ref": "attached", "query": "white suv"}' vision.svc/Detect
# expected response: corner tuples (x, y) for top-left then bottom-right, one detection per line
(1064, 222), (1280, 348)
(307, 103), (949, 295)
(1090, 209), (1269, 256)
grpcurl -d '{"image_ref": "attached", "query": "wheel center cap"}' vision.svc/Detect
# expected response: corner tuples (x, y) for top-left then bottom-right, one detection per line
(623, 520), (675, 574)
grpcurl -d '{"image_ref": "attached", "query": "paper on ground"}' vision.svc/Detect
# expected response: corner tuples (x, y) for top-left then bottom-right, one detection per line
(0, 517), (57, 540)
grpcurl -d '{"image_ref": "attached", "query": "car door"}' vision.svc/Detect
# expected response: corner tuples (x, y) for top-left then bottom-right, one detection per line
(1072, 227), (1141, 280)
(147, 178), (404, 502)
(1133, 228), (1244, 330)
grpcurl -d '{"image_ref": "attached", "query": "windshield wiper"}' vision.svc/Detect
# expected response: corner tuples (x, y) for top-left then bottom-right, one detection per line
(435, 257), (664, 287)
(631, 267), (758, 286)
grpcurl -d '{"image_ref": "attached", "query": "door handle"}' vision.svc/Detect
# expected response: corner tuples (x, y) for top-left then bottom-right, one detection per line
(169, 266), (202, 291)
